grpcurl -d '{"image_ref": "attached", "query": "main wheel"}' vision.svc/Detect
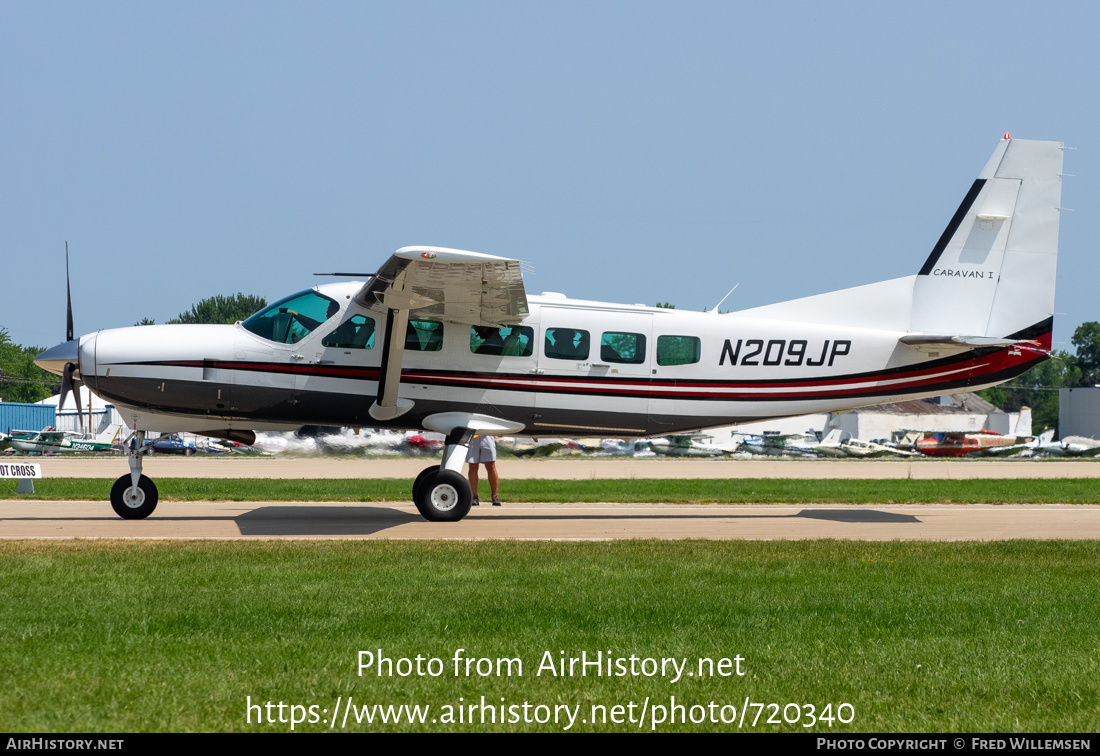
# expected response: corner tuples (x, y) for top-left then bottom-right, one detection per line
(412, 465), (437, 502)
(110, 474), (159, 520)
(413, 469), (472, 522)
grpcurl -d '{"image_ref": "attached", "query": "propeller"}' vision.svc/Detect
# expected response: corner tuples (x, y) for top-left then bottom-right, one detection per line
(56, 242), (84, 433)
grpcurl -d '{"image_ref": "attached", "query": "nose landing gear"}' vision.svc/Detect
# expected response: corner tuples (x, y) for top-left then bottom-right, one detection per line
(109, 431), (159, 519)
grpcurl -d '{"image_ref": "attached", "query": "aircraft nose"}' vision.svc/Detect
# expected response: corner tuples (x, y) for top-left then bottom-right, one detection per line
(35, 339), (80, 376)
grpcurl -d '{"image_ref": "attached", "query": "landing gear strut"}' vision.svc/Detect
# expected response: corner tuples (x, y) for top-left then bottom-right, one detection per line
(413, 427), (474, 522)
(110, 431), (159, 519)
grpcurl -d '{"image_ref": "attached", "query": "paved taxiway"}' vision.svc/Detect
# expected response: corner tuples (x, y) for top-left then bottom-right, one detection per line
(3, 501), (1100, 541)
(7, 457), (1099, 541)
(27, 456), (1100, 479)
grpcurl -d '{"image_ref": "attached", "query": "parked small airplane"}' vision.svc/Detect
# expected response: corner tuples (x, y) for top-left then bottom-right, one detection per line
(1034, 433), (1100, 458)
(814, 428), (917, 458)
(812, 428), (849, 458)
(35, 136), (1065, 521)
(837, 437), (918, 458)
(737, 432), (820, 457)
(913, 430), (1021, 457)
(982, 428), (1057, 458)
(649, 434), (737, 457)
(6, 427), (122, 455)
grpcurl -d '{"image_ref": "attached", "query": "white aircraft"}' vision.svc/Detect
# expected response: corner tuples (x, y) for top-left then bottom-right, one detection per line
(35, 136), (1064, 522)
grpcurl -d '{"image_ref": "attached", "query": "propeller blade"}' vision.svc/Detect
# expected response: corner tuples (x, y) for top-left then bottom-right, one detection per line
(72, 376), (84, 434)
(65, 242), (74, 343)
(59, 363), (74, 413)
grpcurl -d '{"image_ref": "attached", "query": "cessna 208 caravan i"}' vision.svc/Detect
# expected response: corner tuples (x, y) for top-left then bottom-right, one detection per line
(35, 136), (1064, 522)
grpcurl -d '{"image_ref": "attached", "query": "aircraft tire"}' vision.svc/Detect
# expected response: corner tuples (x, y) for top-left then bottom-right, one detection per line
(412, 465), (437, 502)
(110, 474), (159, 520)
(413, 469), (471, 522)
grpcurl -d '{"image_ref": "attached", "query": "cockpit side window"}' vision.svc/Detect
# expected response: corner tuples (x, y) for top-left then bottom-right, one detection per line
(242, 290), (340, 345)
(322, 314), (376, 349)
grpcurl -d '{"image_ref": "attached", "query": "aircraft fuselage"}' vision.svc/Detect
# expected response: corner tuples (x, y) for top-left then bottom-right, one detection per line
(77, 283), (1048, 438)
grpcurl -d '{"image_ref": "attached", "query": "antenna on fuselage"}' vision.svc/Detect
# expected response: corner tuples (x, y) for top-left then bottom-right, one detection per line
(710, 283), (739, 314)
(313, 272), (376, 277)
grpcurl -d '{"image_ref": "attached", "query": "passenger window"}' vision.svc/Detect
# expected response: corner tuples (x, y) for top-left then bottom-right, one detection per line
(470, 326), (534, 356)
(544, 328), (590, 360)
(600, 332), (646, 364)
(405, 320), (444, 352)
(657, 335), (701, 366)
(322, 315), (376, 349)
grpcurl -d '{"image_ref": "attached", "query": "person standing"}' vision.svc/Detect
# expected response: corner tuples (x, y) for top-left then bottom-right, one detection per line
(466, 433), (501, 506)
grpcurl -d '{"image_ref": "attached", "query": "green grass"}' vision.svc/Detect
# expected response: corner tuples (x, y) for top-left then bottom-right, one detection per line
(6, 477), (1100, 503)
(2, 540), (1099, 732)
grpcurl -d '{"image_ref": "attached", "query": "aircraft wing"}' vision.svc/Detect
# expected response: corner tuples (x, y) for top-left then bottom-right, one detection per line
(355, 246), (530, 327)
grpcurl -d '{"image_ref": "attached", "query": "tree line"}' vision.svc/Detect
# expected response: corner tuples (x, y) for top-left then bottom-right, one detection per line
(977, 322), (1100, 434)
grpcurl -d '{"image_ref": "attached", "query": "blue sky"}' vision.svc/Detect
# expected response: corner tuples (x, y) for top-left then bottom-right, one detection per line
(2, 1), (1097, 351)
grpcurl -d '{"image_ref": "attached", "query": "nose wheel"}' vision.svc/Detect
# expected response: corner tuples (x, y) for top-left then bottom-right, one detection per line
(110, 474), (159, 519)
(109, 429), (158, 519)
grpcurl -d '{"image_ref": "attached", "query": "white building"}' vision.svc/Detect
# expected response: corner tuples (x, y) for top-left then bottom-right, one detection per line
(710, 393), (1030, 442)
(36, 386), (127, 438)
(829, 393), (1031, 442)
(1059, 387), (1100, 441)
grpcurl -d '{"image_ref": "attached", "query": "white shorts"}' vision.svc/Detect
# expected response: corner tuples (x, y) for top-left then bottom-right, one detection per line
(465, 434), (497, 464)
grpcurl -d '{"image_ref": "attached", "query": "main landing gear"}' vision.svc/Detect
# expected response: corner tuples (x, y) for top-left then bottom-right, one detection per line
(413, 427), (475, 522)
(110, 431), (159, 519)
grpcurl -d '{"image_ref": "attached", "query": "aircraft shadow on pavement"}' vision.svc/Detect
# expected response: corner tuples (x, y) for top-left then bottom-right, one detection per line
(794, 509), (920, 524)
(230, 505), (920, 536)
(235, 505), (422, 536)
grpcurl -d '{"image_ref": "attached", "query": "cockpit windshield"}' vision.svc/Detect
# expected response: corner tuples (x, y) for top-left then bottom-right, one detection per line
(241, 289), (340, 344)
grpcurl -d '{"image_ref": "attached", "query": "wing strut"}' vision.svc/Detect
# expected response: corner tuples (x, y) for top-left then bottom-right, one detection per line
(369, 268), (415, 421)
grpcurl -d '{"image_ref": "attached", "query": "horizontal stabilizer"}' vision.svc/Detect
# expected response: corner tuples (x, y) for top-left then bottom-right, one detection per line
(899, 334), (1045, 353)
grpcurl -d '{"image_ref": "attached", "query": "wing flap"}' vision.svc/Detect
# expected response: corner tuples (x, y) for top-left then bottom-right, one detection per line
(357, 246), (529, 326)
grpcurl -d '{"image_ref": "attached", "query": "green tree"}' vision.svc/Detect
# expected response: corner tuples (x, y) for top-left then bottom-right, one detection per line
(1071, 321), (1100, 385)
(978, 322), (1100, 434)
(978, 351), (1081, 434)
(0, 327), (59, 403)
(655, 302), (675, 309)
(167, 293), (267, 325)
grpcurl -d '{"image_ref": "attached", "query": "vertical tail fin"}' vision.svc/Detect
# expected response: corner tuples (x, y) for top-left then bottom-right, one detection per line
(909, 137), (1063, 343)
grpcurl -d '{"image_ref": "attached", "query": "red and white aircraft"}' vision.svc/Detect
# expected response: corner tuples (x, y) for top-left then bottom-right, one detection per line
(36, 136), (1064, 522)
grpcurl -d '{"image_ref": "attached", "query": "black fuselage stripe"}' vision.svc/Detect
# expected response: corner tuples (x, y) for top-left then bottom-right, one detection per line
(105, 353), (1043, 405)
(120, 335), (1040, 390)
(918, 178), (987, 276)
